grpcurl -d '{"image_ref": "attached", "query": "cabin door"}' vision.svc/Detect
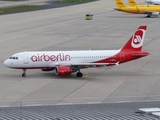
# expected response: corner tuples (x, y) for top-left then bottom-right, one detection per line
(23, 53), (29, 64)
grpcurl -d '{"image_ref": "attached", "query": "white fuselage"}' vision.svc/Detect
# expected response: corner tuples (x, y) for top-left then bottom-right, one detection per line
(4, 50), (121, 69)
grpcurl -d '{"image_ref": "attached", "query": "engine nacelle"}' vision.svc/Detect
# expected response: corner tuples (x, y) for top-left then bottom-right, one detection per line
(55, 66), (72, 76)
(153, 2), (160, 5)
(41, 68), (55, 71)
(151, 12), (159, 16)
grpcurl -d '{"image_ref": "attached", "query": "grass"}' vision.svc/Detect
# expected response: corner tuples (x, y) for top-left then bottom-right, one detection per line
(1, 0), (24, 1)
(0, 0), (95, 15)
(0, 5), (45, 15)
(55, 0), (91, 3)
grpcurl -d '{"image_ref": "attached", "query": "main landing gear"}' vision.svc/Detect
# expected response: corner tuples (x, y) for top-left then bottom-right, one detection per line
(146, 14), (151, 18)
(22, 69), (26, 77)
(21, 69), (83, 77)
(76, 70), (83, 77)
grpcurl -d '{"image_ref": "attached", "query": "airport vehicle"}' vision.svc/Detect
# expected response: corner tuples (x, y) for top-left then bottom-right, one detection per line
(114, 0), (160, 17)
(86, 14), (93, 20)
(3, 26), (149, 77)
(146, 0), (160, 5)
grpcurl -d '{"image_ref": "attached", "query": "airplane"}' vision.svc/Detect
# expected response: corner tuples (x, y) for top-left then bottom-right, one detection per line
(128, 0), (156, 6)
(3, 26), (149, 78)
(128, 0), (140, 6)
(146, 0), (160, 5)
(114, 0), (160, 17)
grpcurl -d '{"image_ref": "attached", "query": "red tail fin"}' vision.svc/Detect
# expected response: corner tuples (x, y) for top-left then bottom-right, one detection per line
(121, 26), (147, 51)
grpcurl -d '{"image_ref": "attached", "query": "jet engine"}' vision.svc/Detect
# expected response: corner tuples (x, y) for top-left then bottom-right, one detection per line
(55, 66), (72, 76)
(151, 12), (159, 16)
(41, 68), (55, 71)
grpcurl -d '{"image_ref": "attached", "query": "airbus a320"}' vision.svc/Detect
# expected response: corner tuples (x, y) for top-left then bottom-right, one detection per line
(3, 26), (149, 77)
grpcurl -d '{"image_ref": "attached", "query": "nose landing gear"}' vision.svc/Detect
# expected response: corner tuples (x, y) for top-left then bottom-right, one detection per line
(22, 69), (26, 77)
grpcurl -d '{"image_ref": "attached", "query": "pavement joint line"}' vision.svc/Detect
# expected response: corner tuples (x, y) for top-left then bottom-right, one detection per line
(0, 12), (111, 43)
(115, 101), (131, 103)
(135, 69), (160, 75)
(0, 105), (10, 108)
(87, 102), (102, 104)
(24, 104), (42, 106)
(0, 20), (83, 42)
(145, 100), (160, 102)
(56, 103), (73, 105)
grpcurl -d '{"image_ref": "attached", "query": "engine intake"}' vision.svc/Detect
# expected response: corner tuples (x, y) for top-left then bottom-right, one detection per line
(151, 12), (159, 16)
(55, 66), (72, 76)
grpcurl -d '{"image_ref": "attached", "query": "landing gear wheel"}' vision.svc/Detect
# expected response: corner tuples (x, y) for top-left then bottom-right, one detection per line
(22, 73), (26, 77)
(22, 69), (26, 77)
(146, 14), (151, 18)
(146, 16), (151, 18)
(76, 72), (83, 77)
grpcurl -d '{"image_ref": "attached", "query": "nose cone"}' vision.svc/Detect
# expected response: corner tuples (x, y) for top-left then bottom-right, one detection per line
(3, 59), (10, 67)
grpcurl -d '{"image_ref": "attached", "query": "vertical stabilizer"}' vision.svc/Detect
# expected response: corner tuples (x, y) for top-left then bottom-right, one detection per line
(115, 0), (127, 8)
(128, 0), (139, 6)
(121, 26), (147, 51)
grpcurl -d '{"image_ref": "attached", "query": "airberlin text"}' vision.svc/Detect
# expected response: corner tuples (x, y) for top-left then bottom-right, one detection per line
(30, 53), (70, 62)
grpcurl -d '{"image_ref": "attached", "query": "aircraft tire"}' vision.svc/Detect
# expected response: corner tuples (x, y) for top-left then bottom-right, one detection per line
(22, 73), (26, 77)
(76, 72), (83, 77)
(146, 15), (151, 18)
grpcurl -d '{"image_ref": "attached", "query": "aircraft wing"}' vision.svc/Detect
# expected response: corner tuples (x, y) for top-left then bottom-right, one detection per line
(139, 10), (159, 14)
(49, 62), (119, 67)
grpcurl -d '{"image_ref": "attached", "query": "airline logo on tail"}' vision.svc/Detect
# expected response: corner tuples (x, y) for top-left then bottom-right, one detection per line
(121, 26), (146, 51)
(131, 29), (145, 48)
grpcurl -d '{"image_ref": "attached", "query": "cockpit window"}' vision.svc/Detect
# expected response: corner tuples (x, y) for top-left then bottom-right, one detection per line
(9, 57), (18, 60)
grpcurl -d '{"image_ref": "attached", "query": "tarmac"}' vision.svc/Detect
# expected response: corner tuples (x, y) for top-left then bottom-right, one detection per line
(0, 0), (160, 108)
(0, 101), (160, 120)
